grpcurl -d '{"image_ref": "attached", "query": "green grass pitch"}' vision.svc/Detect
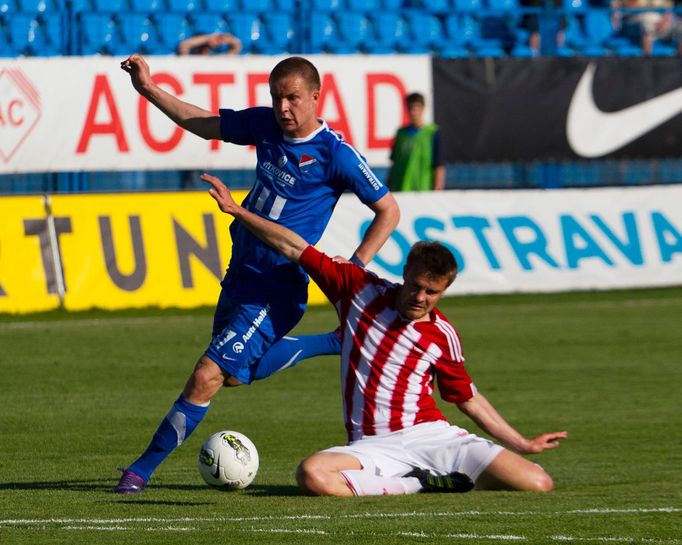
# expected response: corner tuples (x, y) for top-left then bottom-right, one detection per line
(0, 288), (680, 544)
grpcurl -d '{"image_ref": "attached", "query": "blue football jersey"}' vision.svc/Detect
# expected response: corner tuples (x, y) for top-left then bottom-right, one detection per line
(219, 107), (388, 294)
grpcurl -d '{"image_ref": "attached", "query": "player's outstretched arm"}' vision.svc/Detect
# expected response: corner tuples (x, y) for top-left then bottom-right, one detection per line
(202, 174), (308, 263)
(457, 392), (568, 455)
(351, 192), (400, 266)
(120, 54), (221, 140)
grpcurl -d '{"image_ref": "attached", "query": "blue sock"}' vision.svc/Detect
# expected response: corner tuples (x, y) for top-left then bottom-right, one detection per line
(253, 330), (341, 381)
(129, 395), (209, 482)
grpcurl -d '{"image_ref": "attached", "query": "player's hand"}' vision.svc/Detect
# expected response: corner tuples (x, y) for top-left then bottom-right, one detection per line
(332, 256), (352, 264)
(120, 54), (153, 96)
(202, 173), (238, 215)
(524, 431), (568, 453)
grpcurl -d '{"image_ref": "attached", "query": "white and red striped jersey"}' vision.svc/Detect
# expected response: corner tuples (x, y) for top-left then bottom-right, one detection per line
(300, 246), (475, 442)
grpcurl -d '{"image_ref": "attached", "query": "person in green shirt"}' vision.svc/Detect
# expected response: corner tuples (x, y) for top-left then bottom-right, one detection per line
(388, 92), (446, 192)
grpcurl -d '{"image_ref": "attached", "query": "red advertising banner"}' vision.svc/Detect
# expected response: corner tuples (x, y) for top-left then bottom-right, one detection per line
(0, 55), (431, 174)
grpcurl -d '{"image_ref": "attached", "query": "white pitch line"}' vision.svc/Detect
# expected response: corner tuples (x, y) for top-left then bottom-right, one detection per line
(1, 508), (680, 527)
(249, 527), (329, 535)
(398, 531), (526, 541)
(551, 536), (678, 544)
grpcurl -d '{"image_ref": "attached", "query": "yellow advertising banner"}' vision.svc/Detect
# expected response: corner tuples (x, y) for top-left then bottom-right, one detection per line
(0, 191), (327, 314)
(0, 195), (61, 313)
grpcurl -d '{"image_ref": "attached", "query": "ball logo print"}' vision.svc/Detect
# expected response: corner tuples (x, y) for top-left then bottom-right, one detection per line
(198, 430), (259, 490)
(0, 68), (41, 163)
(232, 342), (244, 354)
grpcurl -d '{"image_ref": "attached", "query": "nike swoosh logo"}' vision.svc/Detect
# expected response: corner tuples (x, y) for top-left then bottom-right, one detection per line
(275, 349), (303, 375)
(211, 453), (221, 479)
(566, 63), (682, 158)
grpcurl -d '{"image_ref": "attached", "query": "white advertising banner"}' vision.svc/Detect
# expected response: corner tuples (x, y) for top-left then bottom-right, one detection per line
(320, 186), (682, 294)
(0, 55), (431, 174)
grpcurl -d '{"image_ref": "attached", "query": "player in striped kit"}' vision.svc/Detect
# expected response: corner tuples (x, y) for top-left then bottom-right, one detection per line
(203, 172), (568, 496)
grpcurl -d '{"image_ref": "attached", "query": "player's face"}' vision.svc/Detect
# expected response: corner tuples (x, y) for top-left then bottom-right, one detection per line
(270, 75), (320, 138)
(398, 266), (450, 322)
(407, 102), (425, 127)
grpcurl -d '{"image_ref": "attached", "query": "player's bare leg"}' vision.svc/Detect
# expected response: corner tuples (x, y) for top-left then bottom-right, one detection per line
(183, 355), (242, 405)
(296, 452), (362, 496)
(475, 449), (554, 492)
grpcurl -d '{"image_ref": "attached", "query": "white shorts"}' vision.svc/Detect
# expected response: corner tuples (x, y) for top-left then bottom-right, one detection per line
(324, 420), (503, 481)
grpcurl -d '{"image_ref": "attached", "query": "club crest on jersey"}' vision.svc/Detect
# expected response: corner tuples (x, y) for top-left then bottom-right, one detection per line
(298, 154), (317, 170)
(278, 155), (288, 168)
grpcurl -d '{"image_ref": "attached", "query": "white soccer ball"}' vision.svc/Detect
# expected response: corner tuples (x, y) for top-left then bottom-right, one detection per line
(198, 430), (259, 490)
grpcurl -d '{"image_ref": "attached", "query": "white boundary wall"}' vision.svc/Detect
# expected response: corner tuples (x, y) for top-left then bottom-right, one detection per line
(320, 186), (682, 294)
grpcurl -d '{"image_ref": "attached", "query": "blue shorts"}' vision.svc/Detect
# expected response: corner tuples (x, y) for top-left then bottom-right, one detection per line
(204, 286), (306, 385)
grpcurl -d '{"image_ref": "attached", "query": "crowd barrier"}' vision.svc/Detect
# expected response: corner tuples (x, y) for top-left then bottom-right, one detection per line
(2, 186), (680, 313)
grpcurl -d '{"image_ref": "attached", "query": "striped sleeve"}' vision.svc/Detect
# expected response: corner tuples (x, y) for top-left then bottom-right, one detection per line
(433, 314), (475, 404)
(299, 245), (369, 304)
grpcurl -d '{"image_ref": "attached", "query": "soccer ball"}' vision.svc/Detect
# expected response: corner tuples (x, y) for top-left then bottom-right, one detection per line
(198, 430), (259, 490)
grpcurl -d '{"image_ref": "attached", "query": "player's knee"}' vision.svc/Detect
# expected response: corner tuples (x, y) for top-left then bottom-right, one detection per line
(184, 357), (226, 402)
(528, 471), (554, 493)
(295, 458), (332, 496)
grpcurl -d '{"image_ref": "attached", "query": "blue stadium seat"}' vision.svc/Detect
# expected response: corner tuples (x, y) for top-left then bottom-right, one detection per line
(155, 12), (192, 52)
(91, 0), (127, 12)
(379, 0), (402, 8)
(273, 0), (295, 10)
(309, 12), (336, 52)
(167, 0), (199, 12)
(651, 41), (677, 56)
(312, 0), (344, 11)
(452, 0), (482, 14)
(240, 0), (272, 11)
(204, 0), (240, 10)
(486, 0), (519, 12)
(130, 0), (166, 12)
(191, 12), (228, 35)
(332, 11), (370, 53)
(16, 0), (56, 13)
(80, 12), (118, 54)
(116, 13), (157, 55)
(39, 12), (63, 54)
(346, 0), (378, 12)
(8, 13), (35, 54)
(0, 0), (17, 14)
(403, 12), (444, 53)
(441, 14), (476, 56)
(419, 0), (450, 13)
(0, 25), (12, 56)
(258, 12), (294, 53)
(563, 0), (586, 12)
(441, 14), (479, 51)
(579, 9), (614, 56)
(367, 11), (405, 54)
(226, 12), (260, 53)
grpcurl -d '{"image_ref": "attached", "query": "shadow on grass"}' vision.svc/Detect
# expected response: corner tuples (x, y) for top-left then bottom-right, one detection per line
(0, 479), (114, 492)
(0, 480), (303, 497)
(245, 484), (303, 497)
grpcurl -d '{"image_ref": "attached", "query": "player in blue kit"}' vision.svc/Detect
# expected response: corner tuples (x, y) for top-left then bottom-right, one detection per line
(115, 55), (400, 493)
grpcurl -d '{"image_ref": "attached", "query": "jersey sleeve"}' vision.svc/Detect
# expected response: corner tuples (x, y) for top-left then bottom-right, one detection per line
(299, 245), (369, 304)
(331, 142), (389, 206)
(219, 107), (273, 146)
(433, 315), (475, 404)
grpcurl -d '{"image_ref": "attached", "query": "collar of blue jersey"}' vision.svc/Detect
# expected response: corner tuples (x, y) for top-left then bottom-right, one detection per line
(282, 118), (327, 144)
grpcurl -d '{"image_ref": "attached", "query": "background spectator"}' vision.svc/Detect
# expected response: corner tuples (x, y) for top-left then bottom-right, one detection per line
(388, 92), (445, 192)
(614, 0), (682, 54)
(177, 32), (243, 55)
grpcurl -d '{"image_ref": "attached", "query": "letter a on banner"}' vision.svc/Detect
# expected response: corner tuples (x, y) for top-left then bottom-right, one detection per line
(76, 74), (129, 153)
